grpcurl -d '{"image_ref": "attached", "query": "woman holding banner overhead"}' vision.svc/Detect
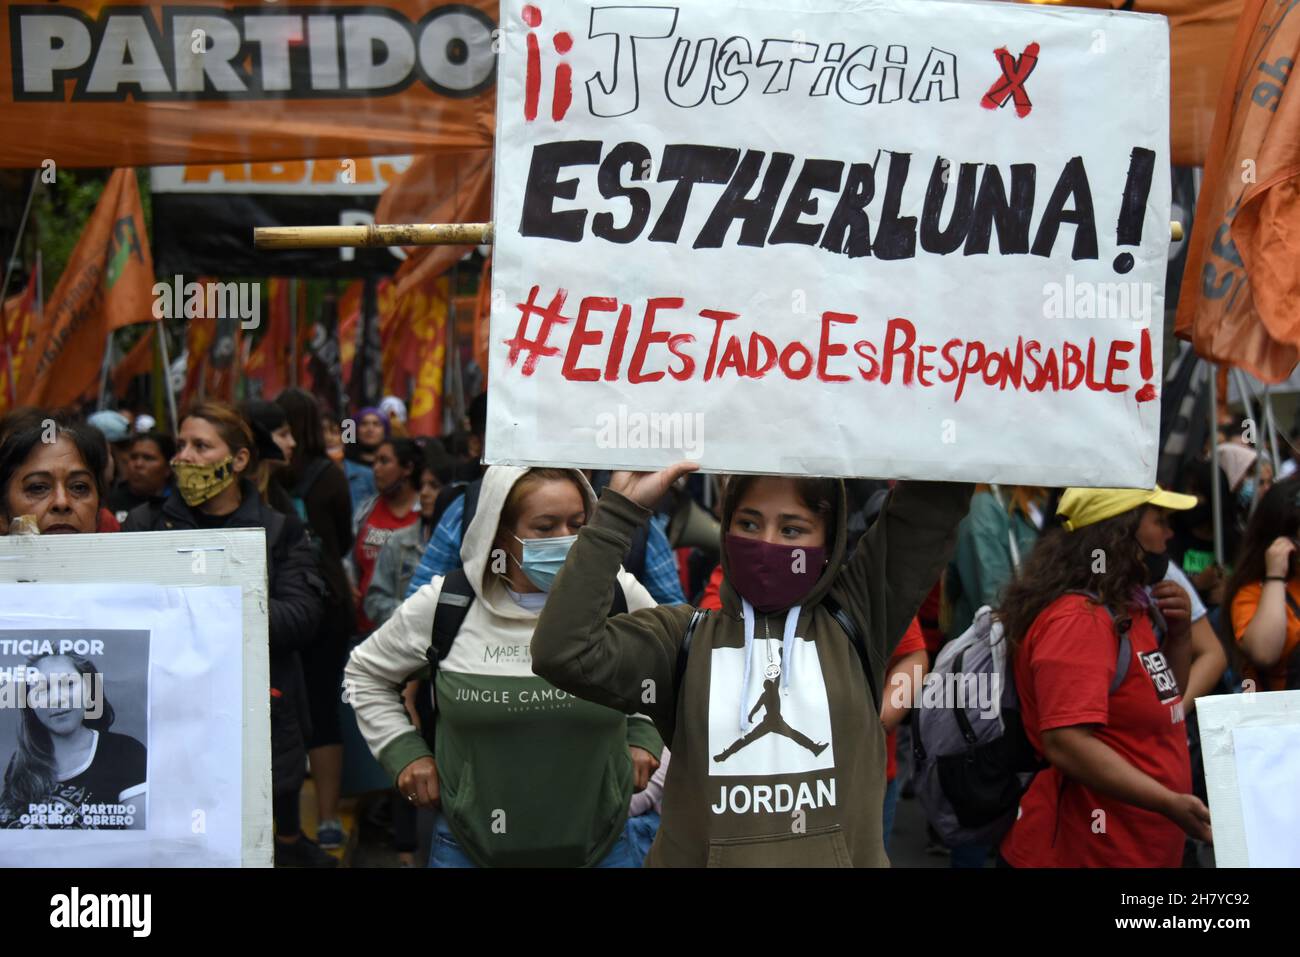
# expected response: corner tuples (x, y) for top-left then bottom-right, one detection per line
(530, 462), (972, 866)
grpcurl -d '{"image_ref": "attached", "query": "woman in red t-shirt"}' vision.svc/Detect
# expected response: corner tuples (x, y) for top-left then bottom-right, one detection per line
(351, 438), (422, 634)
(997, 486), (1212, 868)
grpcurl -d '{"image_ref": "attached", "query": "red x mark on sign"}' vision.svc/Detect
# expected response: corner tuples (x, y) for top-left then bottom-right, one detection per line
(981, 42), (1040, 117)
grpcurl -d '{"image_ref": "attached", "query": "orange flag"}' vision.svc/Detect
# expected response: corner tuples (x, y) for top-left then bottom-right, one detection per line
(19, 169), (154, 408)
(110, 324), (156, 398)
(1, 270), (39, 413)
(1175, 0), (1300, 382)
(375, 149), (493, 302)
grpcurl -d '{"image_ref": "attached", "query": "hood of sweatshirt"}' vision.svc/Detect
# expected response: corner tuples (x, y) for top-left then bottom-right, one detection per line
(717, 475), (849, 620)
(460, 465), (598, 622)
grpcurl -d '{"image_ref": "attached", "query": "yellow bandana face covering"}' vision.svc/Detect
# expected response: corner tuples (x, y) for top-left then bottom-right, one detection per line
(172, 456), (236, 507)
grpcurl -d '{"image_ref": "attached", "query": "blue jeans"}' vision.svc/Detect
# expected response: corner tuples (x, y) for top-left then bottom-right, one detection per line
(429, 814), (639, 868)
(626, 811), (660, 867)
(881, 778), (901, 854)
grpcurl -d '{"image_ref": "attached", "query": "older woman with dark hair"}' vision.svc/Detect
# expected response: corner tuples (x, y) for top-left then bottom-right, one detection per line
(0, 409), (107, 535)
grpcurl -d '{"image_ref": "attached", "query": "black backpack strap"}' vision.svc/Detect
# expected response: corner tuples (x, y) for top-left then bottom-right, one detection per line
(669, 598), (881, 713)
(429, 567), (475, 669)
(623, 522), (650, 583)
(949, 647), (979, 746)
(673, 608), (708, 704)
(1110, 617), (1133, 694)
(459, 477), (483, 544)
(822, 593), (879, 717)
(609, 581), (629, 616)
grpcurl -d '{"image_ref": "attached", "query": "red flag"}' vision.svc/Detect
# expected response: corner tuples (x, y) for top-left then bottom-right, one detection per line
(19, 169), (155, 407)
(337, 281), (363, 390)
(245, 278), (291, 399)
(381, 273), (447, 435)
(180, 278), (217, 408)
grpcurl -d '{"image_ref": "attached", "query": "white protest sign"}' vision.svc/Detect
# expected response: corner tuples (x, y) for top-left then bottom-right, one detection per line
(1199, 689), (1300, 868)
(0, 531), (271, 867)
(488, 0), (1171, 485)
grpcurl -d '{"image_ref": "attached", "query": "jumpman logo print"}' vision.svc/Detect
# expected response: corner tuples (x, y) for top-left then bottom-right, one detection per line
(714, 678), (829, 763)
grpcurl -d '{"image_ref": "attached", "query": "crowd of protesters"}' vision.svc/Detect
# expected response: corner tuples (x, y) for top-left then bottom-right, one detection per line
(0, 390), (1291, 868)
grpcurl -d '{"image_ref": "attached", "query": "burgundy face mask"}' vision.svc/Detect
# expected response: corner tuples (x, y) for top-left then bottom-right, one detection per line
(724, 534), (826, 613)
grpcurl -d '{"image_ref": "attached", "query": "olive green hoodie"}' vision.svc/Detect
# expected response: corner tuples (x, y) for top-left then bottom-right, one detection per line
(532, 478), (972, 867)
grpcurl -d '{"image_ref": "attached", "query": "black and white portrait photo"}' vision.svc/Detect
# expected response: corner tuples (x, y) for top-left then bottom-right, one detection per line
(0, 630), (150, 831)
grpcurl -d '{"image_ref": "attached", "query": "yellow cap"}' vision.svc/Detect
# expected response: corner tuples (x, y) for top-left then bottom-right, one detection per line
(1056, 485), (1198, 532)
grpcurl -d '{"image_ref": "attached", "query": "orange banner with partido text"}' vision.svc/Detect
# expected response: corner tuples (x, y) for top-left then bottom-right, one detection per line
(0, 0), (497, 168)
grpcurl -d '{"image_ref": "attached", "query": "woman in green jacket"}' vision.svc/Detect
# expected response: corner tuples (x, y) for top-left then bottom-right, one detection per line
(532, 464), (971, 867)
(346, 465), (663, 867)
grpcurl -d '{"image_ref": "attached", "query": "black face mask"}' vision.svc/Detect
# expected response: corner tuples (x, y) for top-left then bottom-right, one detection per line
(1143, 548), (1171, 585)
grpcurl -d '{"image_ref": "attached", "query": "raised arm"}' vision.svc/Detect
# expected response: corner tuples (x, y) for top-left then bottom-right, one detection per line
(1237, 538), (1297, 669)
(531, 466), (698, 736)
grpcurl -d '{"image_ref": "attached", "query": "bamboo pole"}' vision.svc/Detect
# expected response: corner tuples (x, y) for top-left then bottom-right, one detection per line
(255, 222), (493, 250)
(256, 221), (1183, 249)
